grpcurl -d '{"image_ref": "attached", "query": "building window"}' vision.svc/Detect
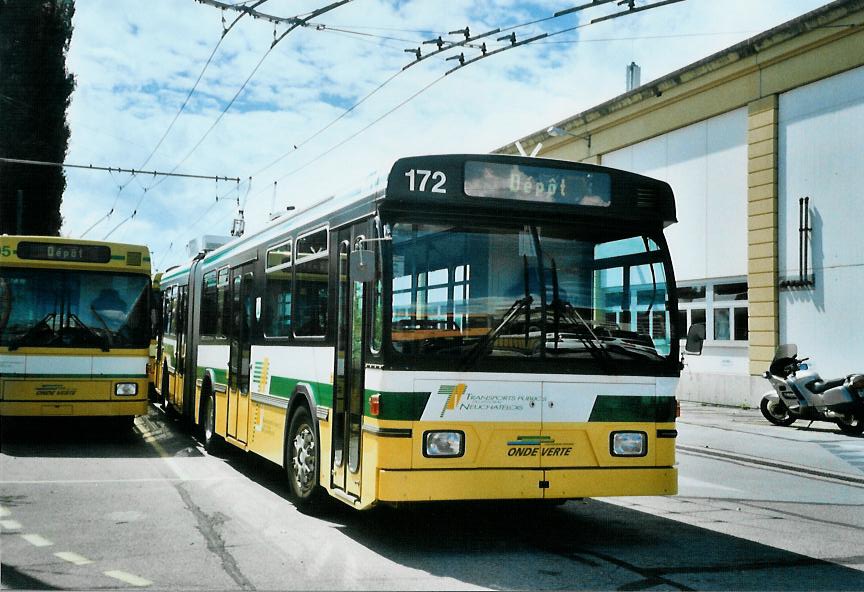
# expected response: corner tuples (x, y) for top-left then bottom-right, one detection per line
(678, 280), (748, 344)
(712, 282), (748, 341)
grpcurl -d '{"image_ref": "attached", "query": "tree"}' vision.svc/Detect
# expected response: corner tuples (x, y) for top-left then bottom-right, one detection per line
(0, 0), (75, 236)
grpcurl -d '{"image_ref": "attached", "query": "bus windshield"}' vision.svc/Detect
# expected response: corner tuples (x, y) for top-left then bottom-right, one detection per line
(0, 269), (150, 350)
(389, 223), (675, 372)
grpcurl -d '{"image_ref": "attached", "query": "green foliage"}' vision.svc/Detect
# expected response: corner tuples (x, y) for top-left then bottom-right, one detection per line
(0, 0), (76, 235)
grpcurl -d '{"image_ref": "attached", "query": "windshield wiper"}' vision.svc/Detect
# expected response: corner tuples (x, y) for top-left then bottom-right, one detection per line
(75, 311), (111, 351)
(460, 295), (533, 370)
(603, 336), (664, 361)
(9, 313), (57, 351)
(547, 259), (611, 369)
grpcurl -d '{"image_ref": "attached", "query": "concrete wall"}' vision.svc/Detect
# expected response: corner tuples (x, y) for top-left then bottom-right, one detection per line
(602, 108), (748, 284)
(778, 65), (864, 379)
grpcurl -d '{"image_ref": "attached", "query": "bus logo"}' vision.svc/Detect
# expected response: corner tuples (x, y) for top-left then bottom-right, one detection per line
(507, 435), (573, 457)
(507, 435), (553, 446)
(35, 384), (76, 397)
(438, 384), (467, 417)
(253, 358), (270, 393)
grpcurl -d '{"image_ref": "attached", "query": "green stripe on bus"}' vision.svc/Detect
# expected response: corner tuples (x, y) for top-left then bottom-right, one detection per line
(269, 375), (334, 408)
(364, 390), (431, 421)
(196, 366), (228, 385)
(588, 396), (676, 423)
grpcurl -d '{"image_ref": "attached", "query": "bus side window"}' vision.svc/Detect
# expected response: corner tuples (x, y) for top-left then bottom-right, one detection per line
(201, 271), (219, 338)
(265, 240), (292, 338)
(217, 267), (230, 338)
(162, 292), (173, 335)
(294, 229), (328, 338)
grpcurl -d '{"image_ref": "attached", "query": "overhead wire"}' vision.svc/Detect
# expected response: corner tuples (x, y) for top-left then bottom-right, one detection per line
(153, 178), (242, 270)
(132, 0), (272, 175)
(244, 1), (615, 189)
(154, 0), (688, 266)
(82, 0), (271, 238)
(135, 0), (354, 196)
(251, 1), (676, 196)
(104, 0), (355, 242)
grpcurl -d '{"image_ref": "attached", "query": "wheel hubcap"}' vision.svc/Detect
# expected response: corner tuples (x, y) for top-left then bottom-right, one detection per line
(292, 425), (316, 493)
(767, 401), (788, 420)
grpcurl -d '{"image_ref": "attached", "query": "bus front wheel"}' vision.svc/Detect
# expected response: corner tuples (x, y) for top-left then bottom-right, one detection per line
(285, 406), (324, 510)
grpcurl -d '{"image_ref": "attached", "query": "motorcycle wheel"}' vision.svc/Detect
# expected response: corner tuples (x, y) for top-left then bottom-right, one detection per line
(836, 413), (864, 435)
(760, 396), (796, 426)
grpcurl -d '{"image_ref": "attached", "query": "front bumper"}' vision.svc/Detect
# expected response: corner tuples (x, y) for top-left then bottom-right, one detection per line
(0, 400), (148, 417)
(377, 466), (677, 502)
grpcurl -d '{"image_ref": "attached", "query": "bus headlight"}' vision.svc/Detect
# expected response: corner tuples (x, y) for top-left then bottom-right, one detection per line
(610, 431), (647, 457)
(115, 382), (138, 396)
(423, 431), (464, 458)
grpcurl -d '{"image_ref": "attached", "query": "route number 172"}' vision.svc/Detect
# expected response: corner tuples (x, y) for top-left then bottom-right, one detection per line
(405, 169), (447, 194)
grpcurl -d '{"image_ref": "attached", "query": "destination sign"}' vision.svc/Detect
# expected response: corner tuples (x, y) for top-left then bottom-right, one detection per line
(17, 241), (112, 264)
(464, 161), (611, 207)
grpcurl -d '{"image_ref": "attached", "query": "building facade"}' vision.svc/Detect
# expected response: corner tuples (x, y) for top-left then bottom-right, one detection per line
(499, 0), (864, 406)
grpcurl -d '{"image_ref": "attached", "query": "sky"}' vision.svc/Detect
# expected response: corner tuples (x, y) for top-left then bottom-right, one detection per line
(60, 0), (829, 271)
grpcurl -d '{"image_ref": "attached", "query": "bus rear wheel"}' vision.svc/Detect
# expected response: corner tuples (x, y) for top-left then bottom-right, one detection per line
(285, 406), (324, 510)
(202, 395), (221, 453)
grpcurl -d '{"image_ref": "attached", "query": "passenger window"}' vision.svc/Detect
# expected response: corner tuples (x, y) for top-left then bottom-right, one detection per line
(265, 239), (293, 338)
(294, 229), (329, 337)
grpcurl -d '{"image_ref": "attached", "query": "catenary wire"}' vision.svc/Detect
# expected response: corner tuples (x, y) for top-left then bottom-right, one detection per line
(104, 0), (354, 240)
(82, 0), (271, 238)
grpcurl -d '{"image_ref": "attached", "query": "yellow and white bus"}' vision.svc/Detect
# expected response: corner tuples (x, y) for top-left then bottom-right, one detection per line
(157, 154), (692, 510)
(0, 236), (152, 427)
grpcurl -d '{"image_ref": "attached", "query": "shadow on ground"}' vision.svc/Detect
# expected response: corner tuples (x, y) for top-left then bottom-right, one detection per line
(210, 438), (864, 591)
(0, 404), (201, 459)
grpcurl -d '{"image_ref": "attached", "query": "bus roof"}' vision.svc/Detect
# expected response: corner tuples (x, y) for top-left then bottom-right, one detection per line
(159, 154), (676, 282)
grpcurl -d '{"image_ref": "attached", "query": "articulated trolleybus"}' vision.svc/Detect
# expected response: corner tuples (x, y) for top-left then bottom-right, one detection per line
(157, 154), (683, 510)
(0, 236), (152, 426)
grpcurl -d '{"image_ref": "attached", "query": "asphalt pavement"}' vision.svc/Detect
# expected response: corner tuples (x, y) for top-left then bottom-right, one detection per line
(676, 400), (864, 482)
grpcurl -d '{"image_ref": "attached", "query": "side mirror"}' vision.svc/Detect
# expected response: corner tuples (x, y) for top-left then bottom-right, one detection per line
(684, 323), (705, 356)
(350, 249), (376, 283)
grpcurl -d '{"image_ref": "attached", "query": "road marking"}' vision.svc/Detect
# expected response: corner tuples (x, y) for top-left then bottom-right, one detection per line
(21, 534), (53, 547)
(1, 477), (240, 485)
(55, 551), (93, 565)
(0, 519), (22, 531)
(104, 570), (152, 587)
(821, 442), (864, 473)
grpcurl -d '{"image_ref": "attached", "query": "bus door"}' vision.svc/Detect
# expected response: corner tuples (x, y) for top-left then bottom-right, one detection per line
(228, 264), (254, 443)
(330, 228), (367, 499)
(173, 285), (189, 408)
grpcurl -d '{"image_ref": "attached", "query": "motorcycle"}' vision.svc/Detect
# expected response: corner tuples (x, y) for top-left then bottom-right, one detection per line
(760, 344), (864, 435)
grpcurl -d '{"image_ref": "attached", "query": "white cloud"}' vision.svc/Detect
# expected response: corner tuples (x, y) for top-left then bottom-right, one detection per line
(61, 0), (828, 269)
